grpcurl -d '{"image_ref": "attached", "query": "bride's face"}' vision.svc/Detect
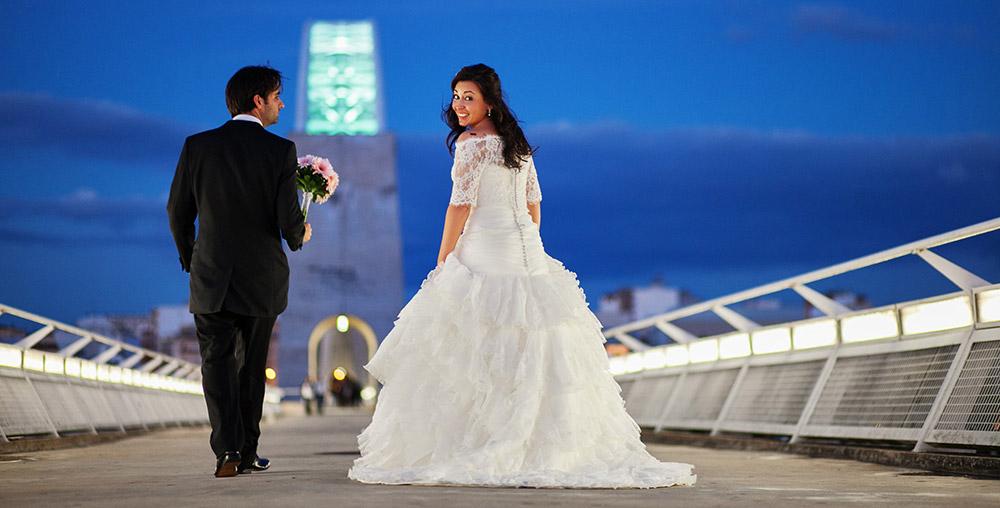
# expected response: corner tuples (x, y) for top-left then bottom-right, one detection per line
(452, 81), (490, 128)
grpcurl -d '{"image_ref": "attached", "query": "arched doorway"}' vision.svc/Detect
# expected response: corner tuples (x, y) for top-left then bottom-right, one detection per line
(306, 314), (379, 404)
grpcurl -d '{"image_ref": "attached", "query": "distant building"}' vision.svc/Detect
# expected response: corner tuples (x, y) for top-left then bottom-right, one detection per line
(77, 314), (156, 350)
(598, 279), (699, 347)
(151, 305), (199, 364)
(151, 305), (192, 344)
(598, 278), (697, 329)
(0, 324), (26, 341)
(0, 324), (29, 345)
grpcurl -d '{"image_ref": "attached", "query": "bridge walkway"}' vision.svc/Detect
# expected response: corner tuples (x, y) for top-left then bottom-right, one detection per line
(2, 408), (998, 507)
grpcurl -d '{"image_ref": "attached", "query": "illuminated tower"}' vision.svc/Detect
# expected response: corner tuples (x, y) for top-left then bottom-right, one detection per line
(281, 20), (403, 389)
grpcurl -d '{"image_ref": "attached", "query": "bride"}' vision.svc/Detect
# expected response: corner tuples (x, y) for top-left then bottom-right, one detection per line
(347, 64), (696, 489)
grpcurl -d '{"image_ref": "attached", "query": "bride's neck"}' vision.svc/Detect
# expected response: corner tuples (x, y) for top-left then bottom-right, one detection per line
(466, 118), (497, 135)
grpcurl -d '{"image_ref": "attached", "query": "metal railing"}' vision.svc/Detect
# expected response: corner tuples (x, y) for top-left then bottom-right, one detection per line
(607, 217), (1000, 452)
(0, 303), (283, 441)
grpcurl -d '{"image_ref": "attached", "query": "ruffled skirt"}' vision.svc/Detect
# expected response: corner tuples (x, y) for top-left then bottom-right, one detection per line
(347, 229), (696, 489)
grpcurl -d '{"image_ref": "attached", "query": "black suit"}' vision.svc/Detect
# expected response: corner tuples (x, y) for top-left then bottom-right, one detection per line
(167, 119), (305, 460)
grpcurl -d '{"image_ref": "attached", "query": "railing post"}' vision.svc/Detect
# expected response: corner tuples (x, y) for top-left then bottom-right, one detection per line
(119, 351), (145, 369)
(912, 327), (976, 452)
(793, 284), (851, 316)
(95, 382), (129, 434)
(712, 305), (759, 331)
(711, 360), (751, 436)
(653, 369), (688, 432)
(92, 345), (123, 365)
(22, 372), (60, 438)
(139, 356), (165, 372)
(616, 332), (650, 351)
(655, 321), (698, 344)
(16, 325), (55, 349)
(916, 249), (990, 291)
(789, 344), (841, 444)
(60, 335), (93, 357)
(66, 375), (99, 435)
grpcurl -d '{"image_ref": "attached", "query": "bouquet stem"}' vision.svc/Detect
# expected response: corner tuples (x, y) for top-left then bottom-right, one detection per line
(302, 191), (313, 220)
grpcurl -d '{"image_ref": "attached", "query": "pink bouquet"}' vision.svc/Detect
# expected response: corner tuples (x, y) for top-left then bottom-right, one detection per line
(296, 154), (339, 219)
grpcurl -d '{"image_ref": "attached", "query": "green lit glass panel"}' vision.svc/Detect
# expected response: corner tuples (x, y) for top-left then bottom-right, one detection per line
(305, 21), (379, 135)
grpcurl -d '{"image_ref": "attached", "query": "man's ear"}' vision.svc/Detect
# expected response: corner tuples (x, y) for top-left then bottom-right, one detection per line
(253, 94), (265, 110)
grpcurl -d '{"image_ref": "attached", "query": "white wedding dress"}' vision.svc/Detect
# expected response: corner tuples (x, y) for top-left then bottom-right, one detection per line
(347, 135), (696, 488)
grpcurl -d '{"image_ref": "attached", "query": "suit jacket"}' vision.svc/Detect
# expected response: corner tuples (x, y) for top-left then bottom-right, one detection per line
(167, 120), (306, 317)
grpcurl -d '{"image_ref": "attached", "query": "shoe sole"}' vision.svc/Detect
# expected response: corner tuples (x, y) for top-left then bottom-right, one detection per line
(215, 459), (240, 478)
(238, 466), (269, 474)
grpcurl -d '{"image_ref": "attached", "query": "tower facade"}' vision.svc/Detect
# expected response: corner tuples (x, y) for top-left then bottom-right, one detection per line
(281, 20), (403, 388)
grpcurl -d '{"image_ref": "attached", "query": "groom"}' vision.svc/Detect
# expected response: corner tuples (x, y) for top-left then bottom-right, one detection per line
(167, 65), (312, 478)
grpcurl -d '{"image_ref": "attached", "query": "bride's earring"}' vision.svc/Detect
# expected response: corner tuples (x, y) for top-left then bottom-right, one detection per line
(488, 109), (492, 117)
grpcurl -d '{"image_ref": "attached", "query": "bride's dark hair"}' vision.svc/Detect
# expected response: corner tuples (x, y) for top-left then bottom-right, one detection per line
(443, 64), (535, 169)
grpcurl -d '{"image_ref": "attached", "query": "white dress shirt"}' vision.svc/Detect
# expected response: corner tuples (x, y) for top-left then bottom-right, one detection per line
(232, 114), (263, 126)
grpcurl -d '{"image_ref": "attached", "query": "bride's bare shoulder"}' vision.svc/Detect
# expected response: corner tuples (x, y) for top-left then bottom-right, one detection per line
(457, 131), (478, 143)
(456, 130), (499, 144)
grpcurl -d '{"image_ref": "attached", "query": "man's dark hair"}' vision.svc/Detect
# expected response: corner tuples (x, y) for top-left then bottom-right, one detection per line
(225, 66), (283, 116)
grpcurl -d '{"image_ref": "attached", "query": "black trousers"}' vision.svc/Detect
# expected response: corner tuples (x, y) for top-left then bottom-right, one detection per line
(194, 310), (276, 460)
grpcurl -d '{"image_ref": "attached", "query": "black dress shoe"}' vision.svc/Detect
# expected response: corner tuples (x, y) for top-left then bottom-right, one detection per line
(215, 451), (241, 478)
(239, 457), (271, 474)
(238, 456), (271, 474)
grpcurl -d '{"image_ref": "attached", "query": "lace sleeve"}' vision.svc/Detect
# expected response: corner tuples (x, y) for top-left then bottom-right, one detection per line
(448, 139), (490, 206)
(526, 156), (542, 205)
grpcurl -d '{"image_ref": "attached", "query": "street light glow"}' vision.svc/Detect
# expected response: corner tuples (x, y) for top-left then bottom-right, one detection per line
(360, 386), (377, 400)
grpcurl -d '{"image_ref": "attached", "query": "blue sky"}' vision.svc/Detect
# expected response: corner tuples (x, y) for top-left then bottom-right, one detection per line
(1, 0), (999, 324)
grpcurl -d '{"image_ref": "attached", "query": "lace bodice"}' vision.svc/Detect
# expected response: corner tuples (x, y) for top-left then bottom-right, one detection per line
(449, 135), (541, 208)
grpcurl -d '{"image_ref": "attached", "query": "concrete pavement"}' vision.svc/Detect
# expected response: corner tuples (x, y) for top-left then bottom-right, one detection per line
(2, 408), (998, 507)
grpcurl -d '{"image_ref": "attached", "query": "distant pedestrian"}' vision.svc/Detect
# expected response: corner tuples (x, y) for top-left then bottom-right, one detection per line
(313, 379), (326, 415)
(300, 377), (315, 415)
